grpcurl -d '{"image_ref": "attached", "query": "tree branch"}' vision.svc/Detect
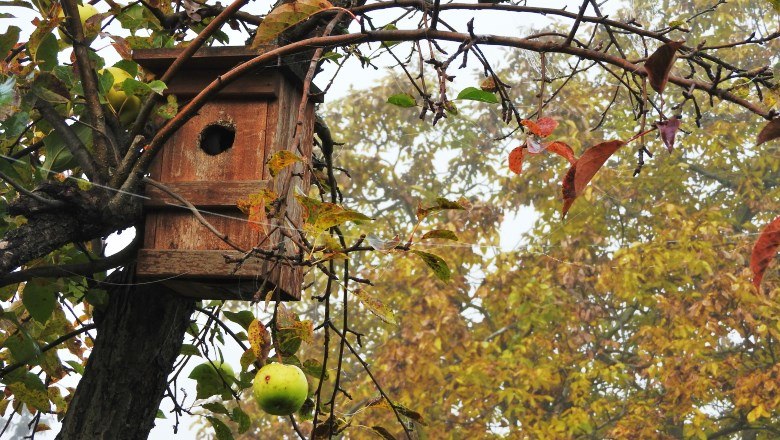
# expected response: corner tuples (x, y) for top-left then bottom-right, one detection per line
(0, 323), (97, 379)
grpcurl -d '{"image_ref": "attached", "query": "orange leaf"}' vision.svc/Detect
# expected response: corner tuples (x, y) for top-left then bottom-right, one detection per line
(521, 117), (558, 138)
(644, 40), (684, 94)
(508, 145), (525, 174)
(751, 216), (780, 291)
(757, 118), (780, 146)
(546, 141), (576, 164)
(561, 140), (625, 217)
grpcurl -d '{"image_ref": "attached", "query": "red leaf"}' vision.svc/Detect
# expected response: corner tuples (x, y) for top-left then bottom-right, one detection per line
(508, 145), (525, 174)
(644, 40), (684, 94)
(751, 216), (780, 291)
(656, 116), (682, 153)
(546, 141), (576, 164)
(561, 140), (625, 217)
(757, 118), (780, 146)
(521, 117), (558, 138)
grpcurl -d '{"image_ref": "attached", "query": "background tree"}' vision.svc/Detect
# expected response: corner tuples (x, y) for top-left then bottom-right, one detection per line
(0, 0), (779, 439)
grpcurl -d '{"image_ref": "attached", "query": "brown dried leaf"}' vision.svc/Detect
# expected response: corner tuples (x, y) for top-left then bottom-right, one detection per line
(751, 216), (780, 291)
(644, 40), (684, 94)
(757, 118), (780, 146)
(508, 145), (525, 174)
(480, 76), (498, 92)
(656, 116), (682, 153)
(561, 140), (625, 217)
(248, 319), (271, 363)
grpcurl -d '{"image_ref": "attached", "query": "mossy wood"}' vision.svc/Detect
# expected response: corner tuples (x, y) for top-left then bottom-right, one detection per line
(134, 47), (321, 301)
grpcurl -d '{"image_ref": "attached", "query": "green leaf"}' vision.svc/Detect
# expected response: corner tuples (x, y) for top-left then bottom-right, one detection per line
(0, 26), (20, 60)
(202, 402), (231, 416)
(156, 409), (167, 419)
(222, 310), (255, 330)
(180, 344), (201, 357)
(411, 250), (451, 282)
(267, 150), (303, 177)
(34, 32), (59, 71)
(206, 416), (234, 440)
(156, 94), (178, 119)
(455, 87), (499, 103)
(65, 360), (85, 374)
(354, 289), (397, 325)
(250, 0), (334, 48)
(112, 60), (139, 77)
(301, 358), (328, 380)
(0, 76), (19, 120)
(297, 398), (315, 421)
(232, 407), (251, 434)
(189, 362), (234, 400)
(387, 93), (417, 108)
(420, 229), (458, 241)
(22, 281), (57, 323)
(4, 332), (40, 365)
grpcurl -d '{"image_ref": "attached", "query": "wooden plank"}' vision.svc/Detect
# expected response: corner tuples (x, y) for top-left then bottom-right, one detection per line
(163, 70), (279, 99)
(145, 210), (264, 251)
(135, 249), (300, 300)
(159, 100), (268, 183)
(144, 180), (268, 208)
(132, 47), (324, 102)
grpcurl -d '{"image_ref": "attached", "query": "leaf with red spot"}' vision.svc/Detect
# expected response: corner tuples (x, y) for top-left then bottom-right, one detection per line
(644, 40), (684, 94)
(656, 116), (682, 153)
(561, 140), (625, 217)
(521, 117), (558, 138)
(508, 145), (525, 174)
(757, 118), (780, 146)
(546, 141), (576, 164)
(751, 216), (780, 291)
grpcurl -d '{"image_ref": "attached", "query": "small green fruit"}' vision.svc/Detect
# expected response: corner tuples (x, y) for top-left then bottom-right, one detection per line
(57, 4), (100, 44)
(253, 363), (308, 416)
(102, 66), (141, 125)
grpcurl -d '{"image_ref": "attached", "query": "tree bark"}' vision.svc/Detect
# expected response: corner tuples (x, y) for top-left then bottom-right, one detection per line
(57, 270), (195, 440)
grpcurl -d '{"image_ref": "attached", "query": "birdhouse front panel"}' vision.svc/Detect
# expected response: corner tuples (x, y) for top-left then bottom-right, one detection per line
(133, 48), (320, 301)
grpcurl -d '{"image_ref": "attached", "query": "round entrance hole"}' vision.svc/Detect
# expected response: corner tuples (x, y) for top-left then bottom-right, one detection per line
(199, 123), (236, 156)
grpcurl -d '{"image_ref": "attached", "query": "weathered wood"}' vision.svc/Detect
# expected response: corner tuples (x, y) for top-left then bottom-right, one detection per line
(162, 69), (279, 99)
(136, 250), (298, 300)
(132, 46), (324, 102)
(135, 49), (316, 301)
(144, 180), (268, 208)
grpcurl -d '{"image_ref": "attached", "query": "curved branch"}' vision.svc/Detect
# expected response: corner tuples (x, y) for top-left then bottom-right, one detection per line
(0, 235), (139, 288)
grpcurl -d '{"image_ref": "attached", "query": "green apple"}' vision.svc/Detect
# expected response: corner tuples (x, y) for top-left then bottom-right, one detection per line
(102, 66), (142, 125)
(58, 4), (100, 44)
(253, 363), (308, 416)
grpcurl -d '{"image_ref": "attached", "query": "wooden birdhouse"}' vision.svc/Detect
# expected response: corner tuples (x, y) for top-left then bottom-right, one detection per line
(133, 47), (321, 301)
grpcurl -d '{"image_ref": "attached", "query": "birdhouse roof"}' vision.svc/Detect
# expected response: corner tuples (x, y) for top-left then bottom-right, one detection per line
(132, 46), (324, 102)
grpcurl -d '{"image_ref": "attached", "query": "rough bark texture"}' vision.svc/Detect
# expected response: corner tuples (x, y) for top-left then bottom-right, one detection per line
(56, 270), (195, 440)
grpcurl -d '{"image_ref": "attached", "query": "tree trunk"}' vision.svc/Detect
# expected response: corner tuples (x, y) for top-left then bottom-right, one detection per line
(57, 270), (195, 440)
